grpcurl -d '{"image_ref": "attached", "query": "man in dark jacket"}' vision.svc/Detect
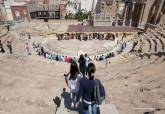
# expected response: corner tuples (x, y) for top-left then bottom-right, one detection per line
(76, 63), (105, 114)
(78, 54), (86, 77)
(7, 41), (12, 54)
(0, 40), (5, 53)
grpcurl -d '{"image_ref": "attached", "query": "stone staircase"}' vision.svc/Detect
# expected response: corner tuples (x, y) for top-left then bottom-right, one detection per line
(55, 90), (119, 114)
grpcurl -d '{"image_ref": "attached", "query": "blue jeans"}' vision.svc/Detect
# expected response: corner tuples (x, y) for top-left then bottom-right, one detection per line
(83, 103), (97, 114)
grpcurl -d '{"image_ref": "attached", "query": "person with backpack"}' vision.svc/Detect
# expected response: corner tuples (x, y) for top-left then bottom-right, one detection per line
(76, 62), (105, 114)
(64, 60), (82, 108)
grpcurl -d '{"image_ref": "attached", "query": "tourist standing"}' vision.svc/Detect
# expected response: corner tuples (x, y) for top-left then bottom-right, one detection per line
(37, 46), (41, 55)
(85, 54), (90, 67)
(0, 40), (5, 53)
(7, 41), (12, 54)
(41, 46), (44, 56)
(56, 55), (59, 61)
(78, 54), (86, 77)
(28, 33), (31, 39)
(84, 54), (91, 74)
(76, 62), (105, 114)
(7, 25), (10, 31)
(25, 42), (31, 55)
(64, 61), (82, 108)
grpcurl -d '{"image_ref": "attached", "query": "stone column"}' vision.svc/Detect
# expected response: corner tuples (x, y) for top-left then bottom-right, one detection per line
(129, 2), (135, 26)
(138, 3), (146, 28)
(153, 0), (164, 24)
(115, 1), (119, 26)
(123, 4), (128, 26)
(110, 18), (113, 26)
(115, 15), (118, 26)
(93, 12), (95, 26)
(87, 33), (90, 40)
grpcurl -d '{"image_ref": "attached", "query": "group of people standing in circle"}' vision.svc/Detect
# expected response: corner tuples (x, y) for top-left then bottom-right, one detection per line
(64, 54), (106, 114)
(56, 33), (116, 41)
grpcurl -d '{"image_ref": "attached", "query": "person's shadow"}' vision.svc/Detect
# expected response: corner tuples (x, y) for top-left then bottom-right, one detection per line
(53, 88), (83, 114)
(61, 88), (72, 109)
(53, 96), (61, 114)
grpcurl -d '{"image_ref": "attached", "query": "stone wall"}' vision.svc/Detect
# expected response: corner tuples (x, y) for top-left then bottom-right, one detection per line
(93, 21), (113, 26)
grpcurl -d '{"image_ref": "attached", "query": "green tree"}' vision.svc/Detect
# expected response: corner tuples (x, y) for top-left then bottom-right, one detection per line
(74, 10), (92, 21)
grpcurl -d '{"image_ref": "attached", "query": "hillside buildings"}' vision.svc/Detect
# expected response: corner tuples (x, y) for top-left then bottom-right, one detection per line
(0, 0), (164, 28)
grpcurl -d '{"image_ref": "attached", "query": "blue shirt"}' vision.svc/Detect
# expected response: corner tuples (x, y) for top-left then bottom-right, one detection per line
(76, 78), (96, 102)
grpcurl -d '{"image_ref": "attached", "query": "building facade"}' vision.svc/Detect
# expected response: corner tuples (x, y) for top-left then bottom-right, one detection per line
(0, 0), (7, 21)
(11, 4), (30, 21)
(124, 0), (165, 28)
(28, 4), (61, 19)
(66, 0), (80, 14)
(145, 0), (165, 25)
(1, 0), (164, 26)
(80, 0), (98, 12)
(93, 0), (165, 28)
(3, 0), (15, 21)
(27, 0), (67, 19)
(93, 0), (124, 26)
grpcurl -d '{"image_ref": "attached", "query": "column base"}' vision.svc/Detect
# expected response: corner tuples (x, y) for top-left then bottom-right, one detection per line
(115, 22), (118, 26)
(110, 21), (112, 26)
(138, 22), (145, 29)
(122, 21), (126, 26)
(129, 22), (132, 27)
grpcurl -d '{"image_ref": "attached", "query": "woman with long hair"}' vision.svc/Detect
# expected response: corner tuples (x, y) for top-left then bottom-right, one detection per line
(64, 60), (82, 108)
